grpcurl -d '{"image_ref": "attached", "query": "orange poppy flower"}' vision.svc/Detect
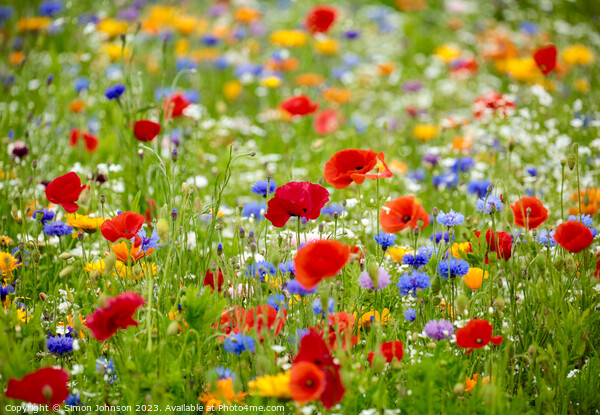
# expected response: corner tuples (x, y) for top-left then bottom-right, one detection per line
(294, 240), (350, 289)
(324, 149), (393, 189)
(296, 73), (326, 87)
(322, 87), (351, 104)
(109, 242), (154, 264)
(289, 362), (326, 403)
(380, 196), (429, 233)
(69, 99), (85, 113)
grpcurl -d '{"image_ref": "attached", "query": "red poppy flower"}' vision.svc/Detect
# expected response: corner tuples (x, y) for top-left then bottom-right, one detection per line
(595, 254), (600, 279)
(314, 109), (343, 135)
(216, 306), (246, 337)
(280, 95), (319, 116)
(324, 149), (393, 189)
(367, 340), (404, 364)
(133, 120), (161, 142)
(326, 312), (357, 350)
(100, 211), (146, 247)
(294, 240), (350, 289)
(305, 5), (338, 34)
(474, 229), (513, 262)
(164, 93), (190, 118)
(45, 172), (88, 213)
(5, 367), (69, 409)
(294, 329), (345, 409)
(380, 196), (429, 233)
(455, 319), (503, 354)
(554, 221), (594, 253)
(533, 45), (557, 76)
(85, 292), (145, 341)
(290, 361), (326, 403)
(510, 197), (548, 229)
(243, 304), (286, 341)
(264, 181), (330, 227)
(204, 268), (225, 292)
(69, 128), (98, 152)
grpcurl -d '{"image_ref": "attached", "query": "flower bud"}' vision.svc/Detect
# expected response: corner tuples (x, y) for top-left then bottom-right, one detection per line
(494, 297), (505, 312)
(455, 294), (468, 314)
(372, 353), (385, 373)
(156, 218), (169, 242)
(167, 321), (180, 335)
(567, 153), (576, 171)
(454, 383), (465, 395)
(432, 207), (439, 217)
(42, 385), (53, 402)
(367, 263), (380, 289)
(59, 266), (74, 278)
(59, 252), (73, 261)
(39, 292), (47, 301)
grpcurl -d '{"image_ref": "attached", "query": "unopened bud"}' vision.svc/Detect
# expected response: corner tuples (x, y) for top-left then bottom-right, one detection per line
(42, 385), (53, 402)
(157, 218), (169, 242)
(367, 263), (379, 289)
(103, 252), (117, 276)
(432, 207), (439, 217)
(39, 292), (47, 301)
(167, 321), (179, 335)
(567, 153), (576, 171)
(455, 294), (468, 314)
(59, 266), (74, 278)
(494, 297), (505, 311)
(59, 252), (73, 260)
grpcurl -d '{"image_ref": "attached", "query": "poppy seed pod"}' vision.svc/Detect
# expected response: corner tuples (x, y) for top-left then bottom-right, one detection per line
(455, 294), (468, 314)
(567, 152), (576, 171)
(156, 218), (169, 242)
(103, 252), (117, 276)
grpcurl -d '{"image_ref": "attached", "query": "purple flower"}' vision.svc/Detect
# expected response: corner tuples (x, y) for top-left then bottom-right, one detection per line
(424, 319), (454, 340)
(358, 267), (391, 290)
(105, 83), (126, 100)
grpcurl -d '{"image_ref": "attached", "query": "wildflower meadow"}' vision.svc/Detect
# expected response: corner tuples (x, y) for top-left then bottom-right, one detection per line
(1, 0), (600, 414)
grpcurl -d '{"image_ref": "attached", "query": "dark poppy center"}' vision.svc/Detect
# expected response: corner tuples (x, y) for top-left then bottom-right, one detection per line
(476, 338), (483, 344)
(403, 215), (411, 223)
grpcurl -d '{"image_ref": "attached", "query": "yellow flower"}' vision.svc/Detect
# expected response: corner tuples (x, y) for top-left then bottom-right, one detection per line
(505, 57), (542, 83)
(355, 308), (391, 328)
(175, 39), (190, 56)
(199, 378), (246, 408)
(173, 15), (197, 35)
(97, 19), (128, 38)
(248, 372), (291, 398)
(389, 160), (408, 175)
(190, 48), (219, 62)
(0, 252), (21, 279)
(85, 258), (158, 279)
(463, 267), (488, 290)
(451, 242), (471, 259)
(223, 81), (243, 101)
(0, 236), (14, 247)
(413, 124), (438, 142)
(17, 306), (32, 324)
(575, 78), (590, 93)
(270, 30), (307, 48)
(101, 43), (131, 62)
(387, 246), (413, 263)
(66, 214), (105, 232)
(17, 17), (51, 32)
(260, 76), (282, 89)
(148, 6), (175, 26)
(315, 38), (339, 55)
(434, 44), (461, 63)
(562, 44), (595, 66)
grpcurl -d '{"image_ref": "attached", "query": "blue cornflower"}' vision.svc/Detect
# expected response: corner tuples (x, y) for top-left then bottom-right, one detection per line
(176, 58), (196, 72)
(432, 173), (458, 189)
(105, 83), (126, 100)
(476, 195), (504, 214)
(287, 278), (316, 295)
(451, 157), (475, 173)
(246, 261), (276, 282)
(47, 335), (74, 355)
(136, 228), (161, 252)
(0, 6), (13, 23)
(251, 180), (276, 198)
(223, 333), (255, 355)
(519, 21), (539, 35)
(242, 202), (266, 221)
(343, 30), (360, 39)
(279, 260), (295, 275)
(33, 209), (54, 224)
(65, 394), (80, 406)
(267, 294), (287, 312)
(436, 210), (464, 227)
(397, 271), (431, 296)
(1, 284), (14, 302)
(467, 180), (492, 198)
(74, 77), (90, 93)
(430, 231), (454, 244)
(526, 167), (538, 177)
(43, 221), (73, 237)
(312, 297), (335, 317)
(374, 231), (396, 250)
(321, 203), (345, 217)
(569, 214), (594, 228)
(402, 247), (432, 268)
(215, 367), (234, 380)
(536, 229), (556, 247)
(407, 169), (426, 182)
(438, 258), (469, 279)
(404, 308), (416, 322)
(39, 0), (63, 16)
